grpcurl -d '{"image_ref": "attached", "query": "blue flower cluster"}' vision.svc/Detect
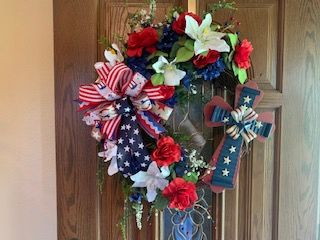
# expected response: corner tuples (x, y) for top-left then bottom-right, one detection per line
(197, 58), (225, 81)
(174, 149), (189, 177)
(126, 54), (152, 79)
(157, 25), (178, 52)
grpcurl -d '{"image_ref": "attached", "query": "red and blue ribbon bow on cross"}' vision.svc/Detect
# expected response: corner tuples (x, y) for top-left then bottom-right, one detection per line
(77, 60), (174, 177)
(203, 81), (275, 193)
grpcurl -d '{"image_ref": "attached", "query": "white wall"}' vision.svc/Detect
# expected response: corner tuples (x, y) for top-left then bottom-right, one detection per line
(0, 0), (57, 239)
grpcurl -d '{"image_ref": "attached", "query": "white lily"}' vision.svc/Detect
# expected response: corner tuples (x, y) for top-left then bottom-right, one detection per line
(98, 140), (119, 175)
(185, 13), (230, 55)
(152, 56), (186, 86)
(104, 43), (124, 66)
(130, 161), (170, 202)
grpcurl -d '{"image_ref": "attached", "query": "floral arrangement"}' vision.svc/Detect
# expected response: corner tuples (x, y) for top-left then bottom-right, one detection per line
(77, 1), (275, 238)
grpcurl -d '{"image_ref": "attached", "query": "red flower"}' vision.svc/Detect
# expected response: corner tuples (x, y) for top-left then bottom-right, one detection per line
(162, 178), (198, 211)
(172, 12), (202, 35)
(151, 136), (181, 167)
(193, 50), (221, 69)
(127, 27), (158, 57)
(233, 39), (253, 69)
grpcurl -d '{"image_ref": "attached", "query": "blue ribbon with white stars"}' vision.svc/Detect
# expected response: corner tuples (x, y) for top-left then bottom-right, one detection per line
(210, 87), (273, 188)
(115, 97), (151, 177)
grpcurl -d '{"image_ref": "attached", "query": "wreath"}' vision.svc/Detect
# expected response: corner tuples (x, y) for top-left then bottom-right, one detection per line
(77, 1), (275, 238)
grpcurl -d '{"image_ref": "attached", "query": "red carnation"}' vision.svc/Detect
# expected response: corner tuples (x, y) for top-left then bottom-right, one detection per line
(162, 178), (198, 211)
(127, 27), (158, 57)
(233, 39), (253, 69)
(151, 136), (181, 167)
(172, 12), (202, 35)
(193, 50), (221, 69)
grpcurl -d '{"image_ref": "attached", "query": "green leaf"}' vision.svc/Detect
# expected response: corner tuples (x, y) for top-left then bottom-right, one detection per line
(184, 39), (194, 51)
(154, 193), (169, 210)
(232, 61), (240, 76)
(151, 73), (165, 86)
(228, 33), (238, 50)
(228, 50), (235, 62)
(170, 41), (181, 59)
(147, 50), (168, 61)
(175, 47), (194, 63)
(238, 68), (247, 84)
(183, 172), (198, 183)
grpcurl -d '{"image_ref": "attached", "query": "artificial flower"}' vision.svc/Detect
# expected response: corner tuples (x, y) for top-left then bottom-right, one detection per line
(104, 43), (124, 66)
(152, 56), (186, 86)
(127, 27), (158, 57)
(98, 140), (119, 176)
(185, 13), (230, 55)
(126, 53), (152, 79)
(172, 12), (202, 35)
(162, 178), (198, 210)
(197, 58), (225, 81)
(233, 39), (253, 69)
(193, 50), (220, 69)
(157, 25), (179, 51)
(151, 136), (181, 166)
(130, 161), (170, 202)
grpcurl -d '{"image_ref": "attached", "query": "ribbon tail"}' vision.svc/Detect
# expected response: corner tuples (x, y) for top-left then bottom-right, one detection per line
(136, 110), (166, 139)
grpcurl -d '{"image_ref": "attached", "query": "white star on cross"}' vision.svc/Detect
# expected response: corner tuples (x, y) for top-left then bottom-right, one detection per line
(124, 145), (130, 152)
(124, 107), (131, 112)
(243, 95), (252, 104)
(134, 151), (141, 157)
(222, 117), (229, 123)
(133, 129), (139, 135)
(144, 156), (150, 161)
(124, 161), (130, 167)
(117, 153), (123, 159)
(224, 156), (231, 165)
(255, 121), (263, 129)
(131, 116), (137, 121)
(115, 103), (121, 109)
(126, 124), (131, 130)
(129, 138), (135, 144)
(229, 146), (236, 154)
(222, 168), (230, 176)
(138, 143), (144, 149)
(118, 138), (124, 144)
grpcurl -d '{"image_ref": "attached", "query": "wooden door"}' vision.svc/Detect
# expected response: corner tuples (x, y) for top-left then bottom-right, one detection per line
(54, 0), (320, 239)
(197, 1), (319, 240)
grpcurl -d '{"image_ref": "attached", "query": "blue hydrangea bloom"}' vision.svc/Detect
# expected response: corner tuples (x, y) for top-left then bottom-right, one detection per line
(197, 58), (225, 81)
(157, 25), (179, 52)
(129, 192), (142, 204)
(126, 54), (152, 79)
(165, 93), (177, 108)
(175, 149), (189, 177)
(181, 73), (192, 90)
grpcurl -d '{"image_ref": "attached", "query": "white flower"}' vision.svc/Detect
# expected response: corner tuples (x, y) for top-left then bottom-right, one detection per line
(130, 161), (170, 202)
(104, 43), (124, 66)
(98, 140), (119, 175)
(152, 56), (186, 86)
(185, 13), (230, 55)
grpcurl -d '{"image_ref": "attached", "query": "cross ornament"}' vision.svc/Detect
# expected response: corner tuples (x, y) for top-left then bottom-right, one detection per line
(203, 81), (275, 193)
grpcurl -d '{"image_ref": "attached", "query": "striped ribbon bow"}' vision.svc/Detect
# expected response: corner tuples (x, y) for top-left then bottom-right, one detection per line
(226, 107), (258, 144)
(78, 60), (174, 175)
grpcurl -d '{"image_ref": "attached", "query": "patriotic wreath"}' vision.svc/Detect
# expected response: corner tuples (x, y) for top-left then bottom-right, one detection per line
(77, 1), (275, 238)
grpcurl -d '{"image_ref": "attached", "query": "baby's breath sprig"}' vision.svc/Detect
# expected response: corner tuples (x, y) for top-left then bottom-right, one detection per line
(207, 0), (237, 14)
(186, 149), (215, 176)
